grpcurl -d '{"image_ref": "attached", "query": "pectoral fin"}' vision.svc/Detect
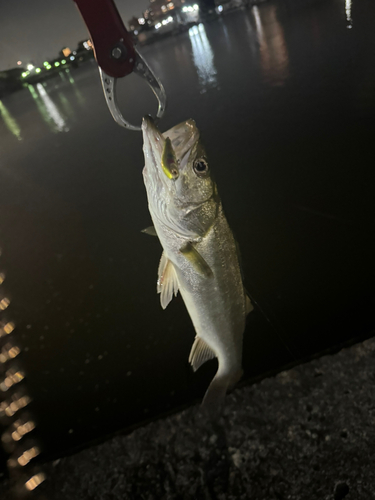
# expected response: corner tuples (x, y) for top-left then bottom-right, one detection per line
(157, 252), (179, 309)
(246, 294), (254, 315)
(189, 337), (216, 372)
(180, 243), (213, 278)
(141, 226), (158, 236)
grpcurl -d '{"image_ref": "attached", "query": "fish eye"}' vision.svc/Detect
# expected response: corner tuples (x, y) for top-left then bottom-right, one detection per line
(193, 158), (209, 177)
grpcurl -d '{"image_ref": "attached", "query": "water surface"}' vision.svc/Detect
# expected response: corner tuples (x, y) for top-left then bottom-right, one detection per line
(0, 0), (374, 460)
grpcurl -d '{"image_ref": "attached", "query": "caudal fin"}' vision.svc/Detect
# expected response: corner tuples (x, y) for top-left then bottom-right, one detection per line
(201, 369), (243, 412)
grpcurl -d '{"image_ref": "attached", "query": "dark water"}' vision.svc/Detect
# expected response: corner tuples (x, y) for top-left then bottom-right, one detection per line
(0, 0), (374, 462)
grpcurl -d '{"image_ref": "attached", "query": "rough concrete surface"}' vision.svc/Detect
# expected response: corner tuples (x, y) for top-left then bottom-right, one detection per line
(1, 336), (375, 500)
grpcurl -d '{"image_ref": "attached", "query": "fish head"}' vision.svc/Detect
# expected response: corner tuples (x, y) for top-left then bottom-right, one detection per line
(142, 116), (219, 238)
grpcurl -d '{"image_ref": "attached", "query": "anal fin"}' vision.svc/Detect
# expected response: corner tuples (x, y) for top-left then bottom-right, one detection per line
(157, 252), (179, 309)
(189, 337), (216, 372)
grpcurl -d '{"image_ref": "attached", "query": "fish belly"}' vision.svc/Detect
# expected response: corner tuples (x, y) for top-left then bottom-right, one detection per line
(175, 211), (246, 376)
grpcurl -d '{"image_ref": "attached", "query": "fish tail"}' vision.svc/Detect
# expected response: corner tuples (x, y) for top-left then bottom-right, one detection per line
(201, 368), (243, 412)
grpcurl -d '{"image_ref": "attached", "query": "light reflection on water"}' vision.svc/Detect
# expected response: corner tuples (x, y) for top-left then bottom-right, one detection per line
(63, 69), (86, 106)
(241, 12), (259, 59)
(0, 100), (22, 140)
(36, 83), (69, 133)
(189, 24), (218, 93)
(58, 93), (75, 120)
(67, 70), (75, 85)
(0, 0), (373, 465)
(25, 69), (85, 134)
(67, 72), (86, 106)
(27, 83), (68, 133)
(253, 5), (289, 86)
(345, 0), (352, 28)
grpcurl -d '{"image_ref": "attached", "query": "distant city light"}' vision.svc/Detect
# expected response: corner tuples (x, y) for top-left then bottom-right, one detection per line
(73, 51), (77, 55)
(70, 56), (75, 61)
(134, 30), (139, 35)
(43, 61), (49, 66)
(54, 62), (60, 67)
(27, 64), (34, 71)
(21, 72), (27, 78)
(17, 61), (22, 66)
(46, 65), (52, 70)
(35, 68), (41, 73)
(138, 17), (145, 25)
(167, 2), (174, 9)
(62, 47), (71, 57)
(161, 5), (167, 12)
(61, 59), (66, 64)
(83, 40), (93, 50)
(182, 5), (199, 13)
(156, 15), (173, 29)
(218, 5), (223, 12)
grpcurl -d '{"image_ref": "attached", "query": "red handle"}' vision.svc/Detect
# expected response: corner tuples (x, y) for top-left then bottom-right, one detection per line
(73, 0), (136, 78)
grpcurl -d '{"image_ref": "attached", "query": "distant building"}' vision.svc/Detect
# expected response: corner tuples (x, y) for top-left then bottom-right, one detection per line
(128, 0), (186, 28)
(128, 16), (141, 31)
(148, 0), (185, 19)
(77, 39), (93, 52)
(0, 67), (24, 96)
(199, 0), (216, 14)
(60, 47), (72, 58)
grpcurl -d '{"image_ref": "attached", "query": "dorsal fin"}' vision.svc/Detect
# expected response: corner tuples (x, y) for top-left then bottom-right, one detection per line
(157, 252), (179, 309)
(188, 337), (216, 372)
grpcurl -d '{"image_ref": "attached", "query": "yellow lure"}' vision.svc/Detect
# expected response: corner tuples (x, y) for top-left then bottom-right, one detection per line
(161, 137), (179, 179)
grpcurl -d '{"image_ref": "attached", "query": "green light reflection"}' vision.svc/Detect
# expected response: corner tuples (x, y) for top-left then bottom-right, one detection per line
(65, 69), (85, 105)
(66, 69), (75, 85)
(0, 101), (22, 140)
(28, 84), (68, 133)
(58, 93), (75, 119)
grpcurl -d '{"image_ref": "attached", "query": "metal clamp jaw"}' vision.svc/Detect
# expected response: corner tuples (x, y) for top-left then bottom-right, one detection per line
(100, 50), (166, 131)
(74, 0), (166, 131)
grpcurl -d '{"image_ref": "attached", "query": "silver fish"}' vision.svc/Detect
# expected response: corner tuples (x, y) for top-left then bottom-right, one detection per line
(142, 116), (253, 408)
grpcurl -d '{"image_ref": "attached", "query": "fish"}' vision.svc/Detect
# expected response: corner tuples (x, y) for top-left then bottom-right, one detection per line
(142, 116), (253, 409)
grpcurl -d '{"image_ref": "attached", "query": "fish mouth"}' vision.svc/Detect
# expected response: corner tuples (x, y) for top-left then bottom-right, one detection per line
(142, 115), (201, 192)
(142, 115), (165, 168)
(141, 116), (164, 201)
(142, 115), (169, 187)
(143, 116), (182, 183)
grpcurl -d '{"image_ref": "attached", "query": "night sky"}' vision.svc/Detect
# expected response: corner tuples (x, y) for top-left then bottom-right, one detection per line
(0, 0), (149, 70)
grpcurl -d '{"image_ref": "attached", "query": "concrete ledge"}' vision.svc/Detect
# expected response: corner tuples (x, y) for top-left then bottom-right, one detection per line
(1, 336), (375, 499)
